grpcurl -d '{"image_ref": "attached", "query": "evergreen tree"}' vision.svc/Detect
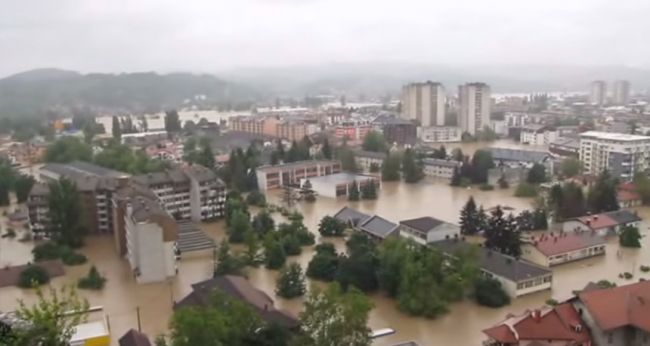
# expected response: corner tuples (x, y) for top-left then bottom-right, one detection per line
(112, 116), (122, 140)
(362, 131), (388, 152)
(484, 206), (522, 258)
(228, 210), (252, 243)
(348, 180), (360, 201)
(459, 197), (479, 235)
(275, 263), (306, 298)
(318, 216), (345, 237)
(526, 163), (547, 184)
(252, 211), (275, 236)
(322, 138), (332, 159)
(619, 225), (642, 248)
(214, 241), (243, 276)
(381, 153), (401, 181)
(402, 148), (424, 183)
(587, 170), (619, 213)
(361, 179), (377, 200)
(532, 208), (548, 230)
(450, 167), (461, 187)
(301, 179), (317, 202)
(47, 178), (85, 247)
(470, 150), (495, 184)
(264, 237), (287, 269)
(164, 110), (181, 133)
(307, 243), (339, 281)
(515, 210), (534, 232)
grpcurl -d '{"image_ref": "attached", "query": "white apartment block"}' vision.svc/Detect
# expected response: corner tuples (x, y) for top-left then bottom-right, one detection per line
(504, 112), (530, 128)
(419, 126), (462, 143)
(125, 198), (178, 284)
(579, 131), (650, 181)
(589, 80), (607, 105)
(458, 82), (491, 136)
(401, 81), (446, 127)
(422, 159), (461, 179)
(519, 125), (558, 146)
(612, 80), (631, 105)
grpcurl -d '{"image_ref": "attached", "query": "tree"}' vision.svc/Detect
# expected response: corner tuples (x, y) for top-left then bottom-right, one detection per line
(362, 131), (388, 152)
(336, 235), (378, 292)
(402, 148), (423, 183)
(276, 263), (306, 298)
(214, 241), (243, 276)
(44, 137), (93, 163)
(532, 208), (548, 230)
(77, 265), (107, 290)
(548, 182), (586, 221)
(301, 179), (317, 202)
(470, 150), (495, 184)
(452, 148), (464, 162)
(252, 211), (275, 236)
(169, 291), (264, 346)
(369, 162), (380, 173)
(14, 286), (89, 346)
(164, 110), (182, 133)
(459, 197), (479, 235)
(264, 237), (287, 269)
(450, 167), (461, 187)
(527, 163), (547, 184)
(560, 158), (581, 177)
(515, 210), (534, 232)
(14, 174), (35, 203)
(112, 116), (122, 140)
(381, 153), (400, 181)
(474, 277), (510, 307)
(297, 283), (373, 346)
(361, 179), (377, 200)
(396, 246), (448, 318)
(587, 170), (619, 213)
(228, 210), (252, 243)
(376, 238), (411, 297)
(336, 145), (358, 172)
(484, 206), (522, 258)
(633, 173), (650, 204)
(307, 243), (339, 281)
(246, 190), (266, 207)
(318, 216), (345, 237)
(619, 225), (642, 248)
(18, 265), (50, 288)
(348, 180), (360, 201)
(47, 179), (85, 247)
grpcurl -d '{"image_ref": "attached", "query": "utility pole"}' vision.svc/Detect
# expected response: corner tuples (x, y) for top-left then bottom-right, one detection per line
(136, 306), (142, 332)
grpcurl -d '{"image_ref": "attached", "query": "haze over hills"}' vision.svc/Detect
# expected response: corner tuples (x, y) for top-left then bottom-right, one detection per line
(0, 69), (259, 118)
(1, 64), (649, 118)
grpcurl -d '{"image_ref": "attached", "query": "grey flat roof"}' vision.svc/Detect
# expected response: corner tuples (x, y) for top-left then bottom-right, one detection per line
(43, 161), (129, 178)
(433, 240), (551, 282)
(400, 216), (446, 232)
(422, 158), (460, 168)
(307, 172), (376, 185)
(487, 148), (549, 163)
(333, 206), (371, 226)
(257, 160), (340, 173)
(360, 215), (399, 239)
(604, 210), (642, 224)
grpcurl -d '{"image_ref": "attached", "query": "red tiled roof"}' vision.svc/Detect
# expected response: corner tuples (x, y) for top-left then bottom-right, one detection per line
(617, 189), (641, 202)
(530, 232), (606, 257)
(574, 214), (619, 230)
(579, 281), (650, 333)
(482, 303), (591, 344)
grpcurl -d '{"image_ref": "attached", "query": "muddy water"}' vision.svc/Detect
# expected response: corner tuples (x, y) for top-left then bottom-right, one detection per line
(1, 140), (649, 346)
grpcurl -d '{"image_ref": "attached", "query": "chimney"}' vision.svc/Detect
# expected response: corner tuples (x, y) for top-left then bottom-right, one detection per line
(533, 309), (542, 323)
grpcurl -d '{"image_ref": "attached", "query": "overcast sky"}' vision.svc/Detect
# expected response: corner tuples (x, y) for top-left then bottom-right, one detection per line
(2, 0), (650, 77)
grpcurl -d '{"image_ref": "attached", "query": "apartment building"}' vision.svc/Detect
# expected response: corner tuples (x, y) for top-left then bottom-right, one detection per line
(372, 115), (417, 146)
(504, 112), (530, 128)
(612, 80), (631, 105)
(401, 81), (446, 127)
(133, 165), (226, 222)
(519, 125), (558, 145)
(458, 82), (491, 135)
(229, 116), (314, 141)
(589, 80), (607, 105)
(28, 161), (129, 235)
(255, 160), (342, 190)
(334, 120), (372, 142)
(579, 131), (650, 181)
(419, 126), (462, 143)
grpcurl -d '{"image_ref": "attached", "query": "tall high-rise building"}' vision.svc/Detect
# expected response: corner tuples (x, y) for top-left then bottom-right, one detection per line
(401, 81), (445, 127)
(612, 80), (631, 105)
(589, 80), (607, 105)
(458, 82), (491, 136)
(579, 131), (650, 181)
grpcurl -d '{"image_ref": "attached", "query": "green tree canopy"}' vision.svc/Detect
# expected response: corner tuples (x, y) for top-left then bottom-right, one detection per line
(44, 137), (93, 163)
(275, 263), (306, 298)
(362, 131), (388, 152)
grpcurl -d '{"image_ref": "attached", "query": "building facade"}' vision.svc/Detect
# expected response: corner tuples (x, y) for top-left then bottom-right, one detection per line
(521, 232), (606, 267)
(589, 80), (607, 105)
(256, 160), (342, 190)
(401, 82), (446, 127)
(354, 150), (386, 172)
(612, 80), (631, 105)
(334, 120), (372, 142)
(422, 159), (461, 179)
(398, 217), (460, 245)
(419, 126), (462, 143)
(519, 125), (558, 145)
(579, 131), (650, 181)
(458, 82), (491, 135)
(302, 173), (379, 198)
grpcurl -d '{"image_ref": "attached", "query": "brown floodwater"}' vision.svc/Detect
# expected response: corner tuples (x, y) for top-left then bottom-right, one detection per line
(1, 140), (649, 346)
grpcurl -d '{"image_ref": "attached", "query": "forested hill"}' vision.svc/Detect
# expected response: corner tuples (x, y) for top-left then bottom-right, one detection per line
(0, 69), (260, 118)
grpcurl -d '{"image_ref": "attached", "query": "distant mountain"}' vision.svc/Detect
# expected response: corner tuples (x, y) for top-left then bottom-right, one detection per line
(0, 69), (259, 118)
(222, 63), (650, 97)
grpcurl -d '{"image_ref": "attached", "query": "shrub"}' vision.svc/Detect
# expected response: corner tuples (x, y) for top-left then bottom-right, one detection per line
(479, 184), (494, 191)
(545, 299), (559, 306)
(32, 242), (87, 265)
(596, 279), (617, 288)
(619, 225), (642, 248)
(514, 183), (538, 197)
(78, 266), (106, 290)
(621, 272), (634, 280)
(640, 265), (650, 273)
(474, 277), (510, 308)
(18, 265), (50, 288)
(60, 248), (88, 266)
(498, 179), (509, 189)
(2, 228), (16, 238)
(246, 190), (266, 207)
(459, 177), (472, 187)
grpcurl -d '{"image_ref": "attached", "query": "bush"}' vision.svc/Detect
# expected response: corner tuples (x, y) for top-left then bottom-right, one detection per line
(619, 225), (642, 248)
(78, 265), (106, 290)
(479, 184), (494, 191)
(33, 242), (87, 266)
(498, 179), (509, 189)
(246, 190), (266, 207)
(474, 277), (510, 308)
(18, 265), (50, 288)
(514, 183), (538, 197)
(596, 279), (617, 288)
(545, 299), (559, 306)
(459, 178), (472, 187)
(640, 265), (650, 273)
(621, 272), (634, 280)
(2, 228), (16, 238)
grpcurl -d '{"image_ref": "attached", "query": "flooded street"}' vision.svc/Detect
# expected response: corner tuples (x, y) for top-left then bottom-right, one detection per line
(1, 140), (649, 345)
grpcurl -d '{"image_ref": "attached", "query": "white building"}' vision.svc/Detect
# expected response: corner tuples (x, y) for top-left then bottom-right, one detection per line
(419, 126), (462, 143)
(579, 131), (650, 181)
(458, 82), (491, 135)
(301, 172), (379, 198)
(422, 158), (461, 179)
(521, 232), (606, 267)
(504, 112), (530, 128)
(612, 80), (631, 105)
(354, 150), (386, 172)
(519, 125), (558, 145)
(125, 197), (178, 284)
(401, 81), (446, 127)
(399, 217), (460, 245)
(589, 80), (607, 105)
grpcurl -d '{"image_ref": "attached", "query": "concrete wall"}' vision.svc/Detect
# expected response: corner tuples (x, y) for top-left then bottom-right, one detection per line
(521, 244), (550, 267)
(427, 224), (460, 243)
